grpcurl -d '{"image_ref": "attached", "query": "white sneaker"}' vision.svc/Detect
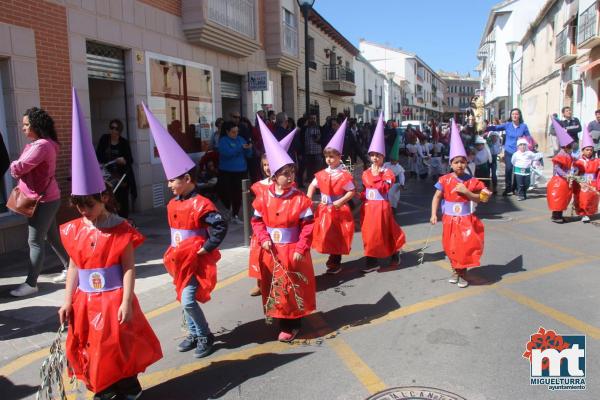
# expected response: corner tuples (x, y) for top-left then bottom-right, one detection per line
(10, 283), (39, 297)
(231, 216), (243, 225)
(582, 216), (591, 223)
(52, 269), (68, 283)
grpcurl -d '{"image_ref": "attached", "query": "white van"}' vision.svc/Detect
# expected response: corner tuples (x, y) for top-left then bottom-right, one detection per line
(400, 120), (426, 132)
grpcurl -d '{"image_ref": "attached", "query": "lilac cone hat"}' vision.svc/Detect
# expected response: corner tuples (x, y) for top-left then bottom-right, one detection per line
(368, 114), (386, 155)
(71, 88), (105, 195)
(449, 119), (467, 161)
(257, 116), (294, 176)
(142, 103), (196, 180)
(278, 128), (297, 152)
(325, 118), (348, 153)
(551, 118), (574, 148)
(581, 124), (594, 149)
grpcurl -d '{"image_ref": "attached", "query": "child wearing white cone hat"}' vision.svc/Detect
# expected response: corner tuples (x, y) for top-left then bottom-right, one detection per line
(511, 137), (542, 201)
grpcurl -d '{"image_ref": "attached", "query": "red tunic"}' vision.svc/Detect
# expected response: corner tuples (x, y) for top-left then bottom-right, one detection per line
(164, 194), (221, 302)
(436, 174), (486, 269)
(311, 168), (355, 255)
(546, 151), (574, 212)
(251, 186), (316, 319)
(573, 157), (599, 216)
(60, 218), (162, 393)
(248, 179), (271, 279)
(360, 168), (406, 257)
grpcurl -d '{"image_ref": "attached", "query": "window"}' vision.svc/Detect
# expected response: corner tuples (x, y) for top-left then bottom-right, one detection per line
(368, 89), (373, 105)
(0, 66), (9, 213)
(282, 8), (298, 56)
(307, 36), (315, 69)
(146, 52), (215, 159)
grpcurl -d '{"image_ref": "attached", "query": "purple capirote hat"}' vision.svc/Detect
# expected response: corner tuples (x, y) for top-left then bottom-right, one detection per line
(142, 103), (196, 180)
(581, 124), (594, 149)
(325, 118), (347, 153)
(449, 119), (467, 161)
(368, 114), (386, 155)
(71, 88), (106, 195)
(257, 116), (294, 176)
(278, 127), (297, 152)
(551, 118), (574, 148)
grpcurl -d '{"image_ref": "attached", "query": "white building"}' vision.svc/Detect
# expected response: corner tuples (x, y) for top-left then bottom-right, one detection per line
(359, 40), (444, 122)
(477, 0), (547, 121)
(353, 54), (386, 122)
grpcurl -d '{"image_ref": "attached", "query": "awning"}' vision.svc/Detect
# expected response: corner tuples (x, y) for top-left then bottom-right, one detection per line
(579, 58), (600, 73)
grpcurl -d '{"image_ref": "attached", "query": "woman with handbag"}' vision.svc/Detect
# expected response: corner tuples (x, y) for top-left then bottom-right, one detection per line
(8, 107), (69, 296)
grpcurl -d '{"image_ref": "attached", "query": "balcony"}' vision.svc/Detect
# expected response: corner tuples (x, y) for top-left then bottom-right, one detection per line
(578, 3), (600, 49)
(265, 3), (301, 72)
(182, 0), (260, 58)
(323, 65), (356, 96)
(556, 26), (577, 63)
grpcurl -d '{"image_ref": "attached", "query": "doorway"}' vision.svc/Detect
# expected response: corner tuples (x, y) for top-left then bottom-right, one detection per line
(221, 71), (243, 119)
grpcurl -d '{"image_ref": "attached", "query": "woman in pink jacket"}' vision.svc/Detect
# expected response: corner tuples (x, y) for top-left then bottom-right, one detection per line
(9, 107), (69, 297)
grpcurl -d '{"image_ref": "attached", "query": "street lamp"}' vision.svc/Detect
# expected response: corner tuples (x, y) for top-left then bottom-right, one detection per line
(506, 40), (519, 113)
(298, 0), (315, 118)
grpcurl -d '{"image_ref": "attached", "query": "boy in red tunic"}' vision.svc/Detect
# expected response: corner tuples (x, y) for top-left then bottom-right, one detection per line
(307, 118), (355, 274)
(58, 90), (162, 399)
(430, 120), (490, 288)
(360, 114), (406, 272)
(144, 104), (227, 358)
(252, 118), (315, 342)
(547, 119), (575, 223)
(249, 130), (297, 295)
(573, 126), (599, 223)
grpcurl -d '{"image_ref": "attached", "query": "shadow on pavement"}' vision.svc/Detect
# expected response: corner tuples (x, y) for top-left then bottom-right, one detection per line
(0, 305), (59, 340)
(142, 352), (312, 400)
(0, 282), (63, 305)
(467, 255), (526, 286)
(1, 376), (38, 400)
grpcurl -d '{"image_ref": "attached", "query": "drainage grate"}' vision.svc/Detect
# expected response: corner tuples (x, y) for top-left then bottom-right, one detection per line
(152, 183), (165, 208)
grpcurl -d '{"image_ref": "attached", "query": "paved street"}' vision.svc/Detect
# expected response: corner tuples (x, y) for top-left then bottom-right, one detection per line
(2, 168), (599, 400)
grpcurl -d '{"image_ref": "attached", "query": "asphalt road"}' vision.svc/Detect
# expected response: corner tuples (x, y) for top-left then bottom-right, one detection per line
(3, 173), (599, 400)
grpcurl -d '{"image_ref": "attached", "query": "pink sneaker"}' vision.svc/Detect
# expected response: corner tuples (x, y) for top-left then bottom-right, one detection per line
(278, 329), (299, 342)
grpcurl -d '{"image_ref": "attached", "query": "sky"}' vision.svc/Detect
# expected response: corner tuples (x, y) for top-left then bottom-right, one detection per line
(313, 0), (501, 75)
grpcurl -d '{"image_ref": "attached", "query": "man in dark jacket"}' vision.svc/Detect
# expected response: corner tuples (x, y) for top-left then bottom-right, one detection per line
(560, 106), (582, 148)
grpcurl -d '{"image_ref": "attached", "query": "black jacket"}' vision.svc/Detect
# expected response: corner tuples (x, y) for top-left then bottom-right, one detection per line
(95, 134), (138, 199)
(0, 134), (8, 177)
(560, 118), (582, 142)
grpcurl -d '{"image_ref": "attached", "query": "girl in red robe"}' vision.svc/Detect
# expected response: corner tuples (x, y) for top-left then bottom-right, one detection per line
(573, 137), (599, 223)
(307, 148), (355, 274)
(251, 163), (316, 342)
(360, 153), (406, 272)
(430, 121), (489, 288)
(58, 187), (162, 399)
(248, 154), (272, 295)
(547, 146), (574, 223)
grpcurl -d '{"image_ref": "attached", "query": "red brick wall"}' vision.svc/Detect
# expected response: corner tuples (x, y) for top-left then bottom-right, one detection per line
(138, 0), (182, 16)
(0, 0), (73, 221)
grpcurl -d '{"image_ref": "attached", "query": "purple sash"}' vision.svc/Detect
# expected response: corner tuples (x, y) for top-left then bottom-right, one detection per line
(365, 188), (388, 201)
(320, 193), (343, 205)
(266, 226), (300, 244)
(583, 173), (595, 181)
(171, 228), (207, 248)
(78, 265), (123, 293)
(442, 201), (472, 216)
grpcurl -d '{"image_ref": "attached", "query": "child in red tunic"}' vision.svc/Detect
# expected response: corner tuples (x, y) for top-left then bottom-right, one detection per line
(547, 146), (574, 223)
(307, 148), (355, 274)
(58, 187), (162, 399)
(573, 132), (599, 223)
(165, 167), (227, 358)
(248, 154), (272, 296)
(430, 157), (488, 288)
(360, 151), (406, 272)
(251, 163), (316, 342)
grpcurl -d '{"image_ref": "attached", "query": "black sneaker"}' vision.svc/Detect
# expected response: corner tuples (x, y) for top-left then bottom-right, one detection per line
(361, 258), (380, 273)
(389, 252), (400, 267)
(177, 334), (198, 352)
(115, 376), (143, 400)
(194, 333), (215, 358)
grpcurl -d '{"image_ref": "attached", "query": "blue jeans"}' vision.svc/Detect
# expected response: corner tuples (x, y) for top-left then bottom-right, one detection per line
(181, 276), (210, 337)
(490, 155), (498, 187)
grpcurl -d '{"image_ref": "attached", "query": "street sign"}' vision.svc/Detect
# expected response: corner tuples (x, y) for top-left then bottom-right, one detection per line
(248, 71), (268, 91)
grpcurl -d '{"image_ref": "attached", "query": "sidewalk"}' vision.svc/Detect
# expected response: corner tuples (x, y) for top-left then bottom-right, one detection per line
(0, 206), (251, 365)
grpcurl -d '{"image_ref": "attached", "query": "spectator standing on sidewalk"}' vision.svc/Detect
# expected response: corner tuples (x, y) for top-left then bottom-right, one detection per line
(218, 121), (253, 224)
(586, 109), (600, 157)
(9, 107), (69, 296)
(298, 113), (323, 187)
(485, 108), (531, 197)
(560, 106), (582, 155)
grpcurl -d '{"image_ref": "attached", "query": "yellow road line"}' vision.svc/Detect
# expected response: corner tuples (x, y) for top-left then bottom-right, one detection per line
(0, 348), (50, 377)
(327, 338), (387, 394)
(488, 225), (586, 257)
(512, 215), (548, 225)
(496, 287), (600, 340)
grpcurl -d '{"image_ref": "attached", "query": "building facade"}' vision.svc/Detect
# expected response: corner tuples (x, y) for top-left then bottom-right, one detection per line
(359, 40), (445, 122)
(353, 54), (386, 122)
(439, 71), (480, 121)
(477, 0), (547, 122)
